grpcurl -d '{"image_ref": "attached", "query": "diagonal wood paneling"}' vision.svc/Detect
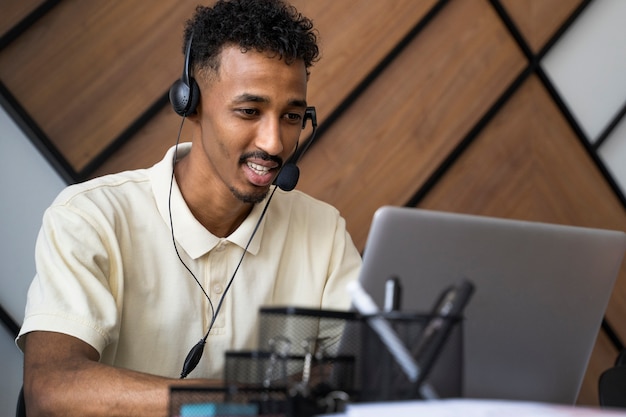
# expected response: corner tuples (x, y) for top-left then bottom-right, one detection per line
(89, 106), (191, 178)
(90, 0), (438, 178)
(292, 0), (439, 123)
(417, 74), (626, 404)
(297, 0), (527, 249)
(499, 0), (584, 52)
(0, 0), (46, 37)
(0, 0), (200, 173)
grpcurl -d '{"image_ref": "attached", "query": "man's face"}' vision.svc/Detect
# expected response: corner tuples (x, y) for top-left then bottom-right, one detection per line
(194, 46), (308, 204)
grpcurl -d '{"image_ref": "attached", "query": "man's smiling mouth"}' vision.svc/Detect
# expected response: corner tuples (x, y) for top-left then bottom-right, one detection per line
(246, 161), (272, 176)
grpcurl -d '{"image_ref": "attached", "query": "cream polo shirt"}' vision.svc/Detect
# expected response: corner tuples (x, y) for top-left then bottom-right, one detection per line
(17, 143), (362, 379)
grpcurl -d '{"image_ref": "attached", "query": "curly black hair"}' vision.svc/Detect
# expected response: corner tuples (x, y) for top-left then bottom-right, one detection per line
(183, 0), (319, 76)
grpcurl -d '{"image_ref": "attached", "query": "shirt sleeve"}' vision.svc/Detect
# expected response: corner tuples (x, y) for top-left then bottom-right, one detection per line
(16, 202), (121, 355)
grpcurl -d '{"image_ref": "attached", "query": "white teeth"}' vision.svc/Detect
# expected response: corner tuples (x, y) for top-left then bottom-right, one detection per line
(247, 162), (271, 175)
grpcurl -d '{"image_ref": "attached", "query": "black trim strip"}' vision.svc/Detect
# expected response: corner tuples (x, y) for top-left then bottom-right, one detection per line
(0, 80), (75, 183)
(536, 0), (626, 151)
(602, 318), (625, 353)
(594, 100), (626, 150)
(78, 92), (171, 180)
(535, 66), (626, 209)
(480, 0), (626, 356)
(537, 0), (594, 61)
(492, 0), (623, 161)
(489, 0), (593, 65)
(536, 60), (626, 361)
(0, 0), (63, 51)
(293, 0), (450, 163)
(488, 0), (534, 62)
(4, 0), (450, 184)
(0, 304), (19, 339)
(406, 66), (533, 208)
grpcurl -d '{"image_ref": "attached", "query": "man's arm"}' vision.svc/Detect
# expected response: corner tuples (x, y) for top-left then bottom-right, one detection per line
(23, 331), (213, 417)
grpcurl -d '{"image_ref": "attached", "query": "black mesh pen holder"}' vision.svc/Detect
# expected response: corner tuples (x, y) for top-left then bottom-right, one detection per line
(257, 307), (463, 403)
(223, 349), (356, 417)
(224, 350), (356, 392)
(169, 307), (463, 416)
(357, 311), (463, 402)
(256, 307), (361, 415)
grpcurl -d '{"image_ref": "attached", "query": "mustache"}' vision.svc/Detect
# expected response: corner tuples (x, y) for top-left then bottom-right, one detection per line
(239, 151), (283, 167)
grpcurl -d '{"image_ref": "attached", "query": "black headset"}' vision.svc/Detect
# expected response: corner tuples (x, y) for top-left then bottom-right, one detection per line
(168, 31), (318, 191)
(169, 32), (201, 117)
(170, 31), (319, 379)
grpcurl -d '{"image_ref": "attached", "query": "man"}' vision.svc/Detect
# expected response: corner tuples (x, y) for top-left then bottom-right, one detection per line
(17, 1), (362, 416)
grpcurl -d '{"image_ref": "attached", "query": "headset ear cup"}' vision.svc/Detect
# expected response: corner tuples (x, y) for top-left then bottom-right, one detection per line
(169, 79), (191, 116)
(187, 77), (200, 115)
(169, 77), (200, 117)
(171, 29), (199, 117)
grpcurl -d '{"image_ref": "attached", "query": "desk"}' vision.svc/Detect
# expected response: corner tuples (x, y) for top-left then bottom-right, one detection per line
(334, 399), (626, 416)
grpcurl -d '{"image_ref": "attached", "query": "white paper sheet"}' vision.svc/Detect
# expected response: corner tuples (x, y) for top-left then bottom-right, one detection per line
(344, 399), (626, 417)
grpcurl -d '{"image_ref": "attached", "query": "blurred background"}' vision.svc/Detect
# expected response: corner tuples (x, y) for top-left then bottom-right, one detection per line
(2, 0), (626, 413)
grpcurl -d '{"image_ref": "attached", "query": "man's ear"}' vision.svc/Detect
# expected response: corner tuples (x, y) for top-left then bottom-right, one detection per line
(186, 103), (202, 123)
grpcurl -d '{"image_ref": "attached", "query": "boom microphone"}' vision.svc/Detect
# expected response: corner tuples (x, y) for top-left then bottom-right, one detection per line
(275, 163), (300, 191)
(272, 106), (317, 192)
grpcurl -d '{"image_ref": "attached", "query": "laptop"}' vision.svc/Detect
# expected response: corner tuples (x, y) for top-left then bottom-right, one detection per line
(357, 206), (626, 404)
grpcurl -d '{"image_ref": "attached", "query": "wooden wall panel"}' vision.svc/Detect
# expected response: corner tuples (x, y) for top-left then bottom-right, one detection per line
(500, 0), (583, 52)
(417, 74), (626, 404)
(0, 0), (199, 172)
(91, 0), (437, 178)
(91, 77), (358, 179)
(418, 75), (622, 223)
(0, 0), (45, 37)
(298, 0), (527, 248)
(292, 0), (438, 122)
(90, 106), (191, 178)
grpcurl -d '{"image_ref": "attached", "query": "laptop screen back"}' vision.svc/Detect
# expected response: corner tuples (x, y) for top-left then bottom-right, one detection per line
(357, 206), (626, 404)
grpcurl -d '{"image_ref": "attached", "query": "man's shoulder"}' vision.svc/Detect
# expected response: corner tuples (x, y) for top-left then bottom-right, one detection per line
(52, 168), (152, 208)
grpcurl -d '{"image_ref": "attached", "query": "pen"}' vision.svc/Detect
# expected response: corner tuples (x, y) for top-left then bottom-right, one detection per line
(347, 281), (439, 399)
(412, 280), (475, 389)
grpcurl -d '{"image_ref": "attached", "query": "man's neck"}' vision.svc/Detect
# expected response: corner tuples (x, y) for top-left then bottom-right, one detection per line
(174, 152), (253, 238)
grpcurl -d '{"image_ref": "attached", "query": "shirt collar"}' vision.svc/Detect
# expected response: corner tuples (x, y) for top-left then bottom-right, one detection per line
(151, 143), (268, 260)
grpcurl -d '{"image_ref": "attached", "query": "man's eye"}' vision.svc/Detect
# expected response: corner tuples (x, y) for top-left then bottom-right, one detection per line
(239, 108), (258, 116)
(285, 113), (303, 121)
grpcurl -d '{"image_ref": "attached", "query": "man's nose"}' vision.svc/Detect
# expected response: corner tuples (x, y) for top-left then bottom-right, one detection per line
(255, 118), (284, 156)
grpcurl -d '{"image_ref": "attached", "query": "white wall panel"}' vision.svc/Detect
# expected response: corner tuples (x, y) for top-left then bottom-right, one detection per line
(542, 0), (626, 143)
(0, 104), (65, 416)
(599, 121), (626, 196)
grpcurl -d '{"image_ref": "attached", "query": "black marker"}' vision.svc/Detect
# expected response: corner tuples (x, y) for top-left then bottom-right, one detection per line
(411, 280), (475, 392)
